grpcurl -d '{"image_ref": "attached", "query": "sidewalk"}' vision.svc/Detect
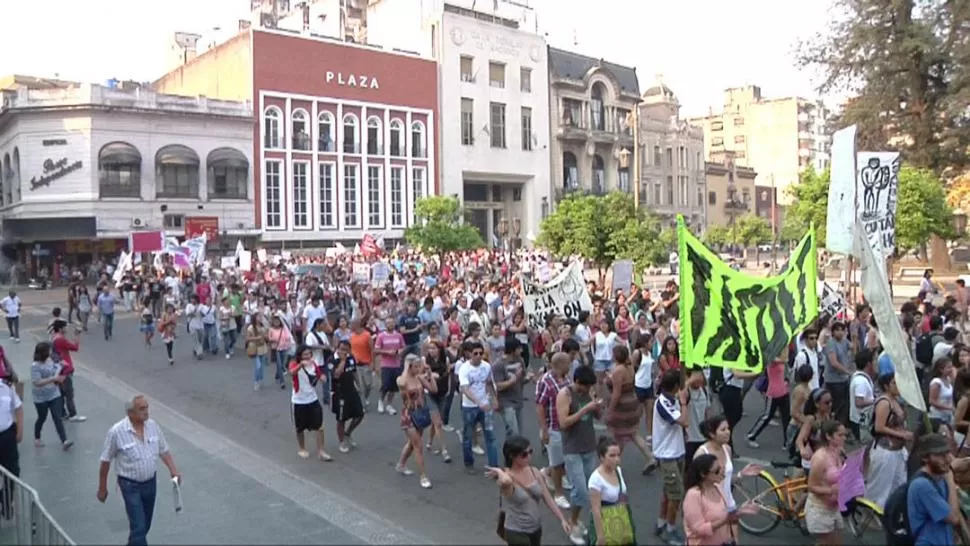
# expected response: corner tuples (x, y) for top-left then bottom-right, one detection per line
(2, 338), (363, 545)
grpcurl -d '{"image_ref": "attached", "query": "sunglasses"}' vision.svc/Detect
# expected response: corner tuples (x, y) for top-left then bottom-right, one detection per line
(472, 351), (483, 356)
(710, 466), (723, 475)
(520, 448), (534, 457)
(807, 336), (818, 341)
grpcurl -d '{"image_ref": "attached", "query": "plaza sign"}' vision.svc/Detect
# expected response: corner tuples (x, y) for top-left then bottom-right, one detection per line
(325, 71), (380, 89)
(30, 157), (82, 191)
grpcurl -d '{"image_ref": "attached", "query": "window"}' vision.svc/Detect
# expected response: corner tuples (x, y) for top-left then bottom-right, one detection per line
(679, 175), (688, 206)
(411, 121), (426, 158)
(291, 109), (310, 150)
(666, 175), (673, 205)
(562, 98), (583, 128)
(460, 56), (474, 82)
(490, 102), (506, 148)
(591, 83), (605, 131)
(697, 187), (704, 208)
(520, 67), (531, 92)
(367, 117), (383, 155)
(98, 142), (141, 198)
(264, 160), (282, 228)
(592, 155), (605, 193)
(492, 185), (503, 202)
(666, 147), (673, 168)
(207, 147), (248, 199)
(711, 121), (723, 131)
(461, 99), (474, 145)
(654, 182), (661, 205)
(653, 146), (661, 166)
(618, 168), (630, 192)
(696, 152), (702, 169)
(343, 164), (359, 228)
(489, 62), (505, 88)
(742, 189), (751, 204)
(390, 167), (404, 228)
(342, 114), (359, 154)
(163, 214), (184, 229)
(521, 107), (533, 151)
(734, 117), (745, 127)
(155, 144), (200, 198)
(318, 112), (335, 152)
(679, 147), (687, 168)
(366, 166), (383, 228)
(734, 135), (746, 144)
(412, 167), (425, 220)
(389, 119), (404, 156)
(512, 187), (522, 201)
(263, 107), (282, 149)
(563, 152), (578, 189)
(319, 163), (336, 228)
(708, 191), (717, 205)
(292, 161), (309, 228)
(711, 137), (724, 146)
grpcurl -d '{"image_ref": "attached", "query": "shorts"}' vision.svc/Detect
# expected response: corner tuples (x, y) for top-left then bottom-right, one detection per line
(805, 494), (843, 535)
(659, 457), (685, 502)
(635, 386), (654, 401)
(293, 401), (323, 432)
(594, 359), (614, 373)
(427, 393), (447, 414)
(332, 390), (364, 421)
(546, 429), (565, 467)
(381, 367), (402, 394)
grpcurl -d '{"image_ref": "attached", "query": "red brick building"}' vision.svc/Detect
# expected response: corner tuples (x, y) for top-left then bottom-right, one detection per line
(155, 28), (439, 245)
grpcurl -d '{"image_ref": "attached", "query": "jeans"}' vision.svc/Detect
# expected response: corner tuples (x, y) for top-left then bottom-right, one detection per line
(563, 451), (598, 509)
(273, 350), (288, 383)
(203, 323), (218, 355)
(34, 399), (67, 442)
(500, 405), (523, 437)
(102, 313), (115, 340)
(59, 375), (77, 419)
(4, 316), (18, 339)
(221, 329), (237, 355)
(461, 407), (499, 468)
(252, 354), (267, 384)
(118, 475), (157, 546)
(123, 291), (135, 312)
(827, 381), (850, 427)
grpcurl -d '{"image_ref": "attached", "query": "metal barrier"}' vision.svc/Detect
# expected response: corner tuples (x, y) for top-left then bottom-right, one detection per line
(0, 464), (74, 545)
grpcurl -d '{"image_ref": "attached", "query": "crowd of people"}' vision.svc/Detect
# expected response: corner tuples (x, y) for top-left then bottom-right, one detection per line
(0, 248), (970, 545)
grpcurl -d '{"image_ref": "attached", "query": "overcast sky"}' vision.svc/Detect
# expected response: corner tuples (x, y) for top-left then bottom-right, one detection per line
(0, 0), (836, 116)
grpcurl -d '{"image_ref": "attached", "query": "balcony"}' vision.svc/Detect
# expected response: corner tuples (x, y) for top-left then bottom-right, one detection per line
(366, 143), (383, 155)
(558, 116), (588, 141)
(389, 143), (404, 157)
(292, 135), (311, 151)
(343, 141), (360, 154)
(318, 138), (334, 152)
(412, 146), (427, 158)
(724, 199), (749, 212)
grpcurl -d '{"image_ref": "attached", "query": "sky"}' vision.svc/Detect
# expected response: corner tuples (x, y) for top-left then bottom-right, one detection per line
(0, 0), (836, 117)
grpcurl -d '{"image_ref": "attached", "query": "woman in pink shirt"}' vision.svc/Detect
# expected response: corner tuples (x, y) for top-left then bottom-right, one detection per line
(683, 453), (755, 545)
(745, 358), (792, 448)
(268, 316), (295, 389)
(375, 317), (405, 416)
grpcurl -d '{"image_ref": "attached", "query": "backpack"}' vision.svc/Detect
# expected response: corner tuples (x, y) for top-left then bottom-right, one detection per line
(914, 333), (935, 367)
(882, 471), (944, 546)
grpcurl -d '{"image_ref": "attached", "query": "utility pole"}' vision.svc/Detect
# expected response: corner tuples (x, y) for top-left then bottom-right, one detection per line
(633, 105), (641, 210)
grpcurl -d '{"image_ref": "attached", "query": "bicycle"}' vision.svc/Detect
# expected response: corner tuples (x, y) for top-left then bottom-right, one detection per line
(731, 459), (885, 543)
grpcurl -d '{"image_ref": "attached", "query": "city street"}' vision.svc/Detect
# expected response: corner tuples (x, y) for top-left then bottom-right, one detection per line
(9, 310), (828, 546)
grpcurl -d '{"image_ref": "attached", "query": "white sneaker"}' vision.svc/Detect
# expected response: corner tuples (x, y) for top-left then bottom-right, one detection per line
(225, 354), (231, 360)
(69, 415), (87, 422)
(442, 424), (455, 432)
(562, 475), (573, 490)
(338, 441), (350, 453)
(747, 438), (761, 449)
(554, 495), (570, 509)
(419, 476), (432, 489)
(377, 400), (385, 414)
(386, 406), (397, 416)
(472, 445), (485, 456)
(396, 464), (414, 476)
(569, 523), (586, 545)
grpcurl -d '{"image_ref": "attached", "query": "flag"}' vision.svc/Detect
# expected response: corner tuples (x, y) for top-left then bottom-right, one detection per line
(182, 234), (207, 265)
(677, 215), (818, 372)
(854, 221), (925, 411)
(235, 239), (245, 258)
(361, 234), (380, 256)
(130, 230), (164, 253)
(113, 251), (132, 286)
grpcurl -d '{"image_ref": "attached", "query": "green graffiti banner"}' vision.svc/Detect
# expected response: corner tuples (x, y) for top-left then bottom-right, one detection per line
(677, 216), (818, 373)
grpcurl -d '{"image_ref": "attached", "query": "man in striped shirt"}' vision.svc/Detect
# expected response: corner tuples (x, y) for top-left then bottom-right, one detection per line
(98, 395), (181, 546)
(535, 351), (572, 510)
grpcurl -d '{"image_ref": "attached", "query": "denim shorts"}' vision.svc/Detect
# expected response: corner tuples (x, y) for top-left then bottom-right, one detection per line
(594, 359), (613, 373)
(546, 429), (565, 467)
(563, 451), (598, 509)
(635, 386), (654, 401)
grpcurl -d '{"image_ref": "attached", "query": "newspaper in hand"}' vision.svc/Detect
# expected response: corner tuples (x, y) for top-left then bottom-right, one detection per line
(172, 476), (183, 513)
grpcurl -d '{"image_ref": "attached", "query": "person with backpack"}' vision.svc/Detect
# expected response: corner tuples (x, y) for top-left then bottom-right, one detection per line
(915, 315), (945, 385)
(793, 329), (823, 390)
(865, 373), (911, 507)
(886, 433), (964, 546)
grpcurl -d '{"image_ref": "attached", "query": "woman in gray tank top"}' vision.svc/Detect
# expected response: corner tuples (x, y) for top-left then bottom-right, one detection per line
(486, 436), (572, 545)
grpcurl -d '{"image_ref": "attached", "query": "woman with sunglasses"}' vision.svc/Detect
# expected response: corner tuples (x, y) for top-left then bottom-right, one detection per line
(486, 435), (571, 546)
(683, 453), (756, 546)
(795, 388), (835, 472)
(395, 354), (437, 489)
(805, 420), (846, 544)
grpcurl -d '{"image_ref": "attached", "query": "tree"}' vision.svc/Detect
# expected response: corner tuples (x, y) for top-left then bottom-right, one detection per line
(896, 166), (955, 255)
(735, 214), (774, 262)
(702, 225), (731, 249)
(946, 171), (970, 211)
(798, 0), (970, 176)
(785, 166), (831, 246)
(537, 192), (670, 272)
(404, 195), (483, 255)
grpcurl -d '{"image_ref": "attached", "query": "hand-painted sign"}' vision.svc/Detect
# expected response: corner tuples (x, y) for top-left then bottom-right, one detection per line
(30, 158), (82, 190)
(521, 261), (593, 331)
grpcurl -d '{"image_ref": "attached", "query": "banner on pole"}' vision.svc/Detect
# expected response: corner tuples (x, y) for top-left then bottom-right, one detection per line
(520, 262), (593, 331)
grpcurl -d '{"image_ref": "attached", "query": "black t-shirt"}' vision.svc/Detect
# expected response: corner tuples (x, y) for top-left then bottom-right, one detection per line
(149, 281), (162, 300)
(328, 355), (357, 397)
(398, 314), (422, 345)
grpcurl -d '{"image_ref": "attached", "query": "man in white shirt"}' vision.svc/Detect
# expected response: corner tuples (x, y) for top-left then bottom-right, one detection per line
(0, 290), (22, 342)
(184, 296), (205, 359)
(653, 369), (688, 545)
(302, 296), (327, 331)
(793, 329), (822, 390)
(849, 348), (877, 442)
(458, 340), (498, 472)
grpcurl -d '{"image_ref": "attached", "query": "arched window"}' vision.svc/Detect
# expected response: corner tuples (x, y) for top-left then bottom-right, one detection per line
(207, 147), (249, 199)
(11, 147), (20, 202)
(592, 154), (605, 193)
(591, 83), (606, 131)
(366, 116), (383, 155)
(0, 154), (8, 206)
(98, 142), (142, 198)
(563, 151), (578, 190)
(263, 107), (282, 149)
(410, 121), (425, 158)
(155, 144), (200, 198)
(342, 113), (359, 154)
(291, 109), (310, 150)
(389, 119), (404, 157)
(317, 112), (335, 152)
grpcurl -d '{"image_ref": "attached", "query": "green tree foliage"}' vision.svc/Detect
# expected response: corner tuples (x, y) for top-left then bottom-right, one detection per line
(785, 167), (831, 245)
(702, 225), (732, 249)
(404, 195), (484, 254)
(537, 192), (670, 270)
(896, 166), (955, 253)
(798, 0), (970, 175)
(735, 214), (774, 262)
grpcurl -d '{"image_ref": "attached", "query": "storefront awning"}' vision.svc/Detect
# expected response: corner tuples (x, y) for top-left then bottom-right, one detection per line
(155, 144), (199, 166)
(99, 142), (141, 166)
(207, 147), (249, 169)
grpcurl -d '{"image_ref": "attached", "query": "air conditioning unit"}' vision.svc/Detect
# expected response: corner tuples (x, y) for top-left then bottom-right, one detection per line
(131, 217), (145, 228)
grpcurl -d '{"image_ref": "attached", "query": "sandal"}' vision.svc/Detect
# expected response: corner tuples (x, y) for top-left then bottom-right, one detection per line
(318, 451), (333, 462)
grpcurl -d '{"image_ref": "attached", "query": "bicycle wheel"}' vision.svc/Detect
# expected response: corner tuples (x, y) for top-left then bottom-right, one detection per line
(844, 497), (884, 545)
(732, 472), (783, 535)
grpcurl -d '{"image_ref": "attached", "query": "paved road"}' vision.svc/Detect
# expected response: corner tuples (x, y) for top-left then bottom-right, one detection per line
(9, 311), (849, 545)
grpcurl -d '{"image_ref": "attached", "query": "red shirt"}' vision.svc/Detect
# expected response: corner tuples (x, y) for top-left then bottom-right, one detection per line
(195, 282), (211, 303)
(52, 336), (79, 375)
(535, 371), (571, 431)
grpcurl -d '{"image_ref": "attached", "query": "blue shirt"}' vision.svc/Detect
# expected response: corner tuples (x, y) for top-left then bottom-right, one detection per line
(96, 293), (117, 315)
(397, 313), (422, 346)
(417, 308), (442, 339)
(907, 474), (953, 546)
